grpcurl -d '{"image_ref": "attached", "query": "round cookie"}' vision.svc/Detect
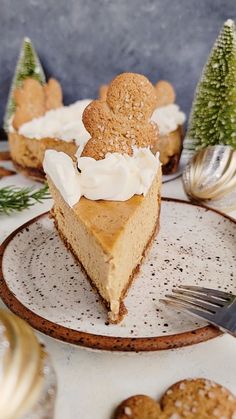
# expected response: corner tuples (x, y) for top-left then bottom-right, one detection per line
(161, 378), (236, 419)
(82, 72), (159, 160)
(114, 395), (161, 419)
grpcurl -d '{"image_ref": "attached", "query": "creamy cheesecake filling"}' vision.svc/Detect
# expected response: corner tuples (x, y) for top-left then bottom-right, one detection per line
(48, 168), (161, 322)
(105, 173), (161, 320)
(18, 99), (91, 147)
(151, 103), (186, 136)
(8, 132), (77, 173)
(43, 147), (160, 206)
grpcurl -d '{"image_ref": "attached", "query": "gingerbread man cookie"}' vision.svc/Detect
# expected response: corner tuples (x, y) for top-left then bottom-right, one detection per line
(44, 78), (63, 111)
(114, 378), (236, 419)
(155, 80), (176, 108)
(13, 77), (63, 130)
(82, 73), (159, 160)
(99, 84), (108, 101)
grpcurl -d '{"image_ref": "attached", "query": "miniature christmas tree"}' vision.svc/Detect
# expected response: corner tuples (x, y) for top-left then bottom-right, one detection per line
(4, 37), (46, 131)
(184, 19), (236, 157)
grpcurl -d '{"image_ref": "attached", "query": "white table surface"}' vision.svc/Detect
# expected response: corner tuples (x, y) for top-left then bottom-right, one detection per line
(0, 142), (236, 419)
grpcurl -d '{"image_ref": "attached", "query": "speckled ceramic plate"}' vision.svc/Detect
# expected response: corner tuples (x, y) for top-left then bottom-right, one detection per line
(0, 198), (235, 351)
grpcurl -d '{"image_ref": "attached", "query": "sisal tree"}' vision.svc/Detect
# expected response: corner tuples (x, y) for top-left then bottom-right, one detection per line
(4, 37), (45, 131)
(184, 19), (236, 157)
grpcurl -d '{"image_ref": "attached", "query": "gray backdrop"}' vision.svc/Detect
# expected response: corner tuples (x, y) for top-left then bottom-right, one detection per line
(1, 0), (236, 138)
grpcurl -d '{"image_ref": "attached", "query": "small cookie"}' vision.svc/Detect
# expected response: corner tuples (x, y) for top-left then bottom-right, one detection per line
(82, 72), (159, 160)
(13, 78), (45, 130)
(155, 80), (176, 107)
(114, 378), (236, 419)
(115, 395), (161, 419)
(99, 84), (108, 101)
(44, 78), (63, 110)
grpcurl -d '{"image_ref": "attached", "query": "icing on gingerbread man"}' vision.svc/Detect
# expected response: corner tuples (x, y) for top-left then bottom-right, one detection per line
(82, 73), (159, 160)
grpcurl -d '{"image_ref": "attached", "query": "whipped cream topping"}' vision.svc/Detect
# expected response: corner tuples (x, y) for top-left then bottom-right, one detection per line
(151, 103), (186, 136)
(18, 99), (91, 147)
(43, 147), (160, 206)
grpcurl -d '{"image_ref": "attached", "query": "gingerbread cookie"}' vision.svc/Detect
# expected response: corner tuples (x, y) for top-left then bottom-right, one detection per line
(13, 78), (45, 130)
(155, 80), (176, 108)
(44, 78), (63, 111)
(82, 73), (159, 160)
(13, 77), (63, 130)
(114, 378), (236, 419)
(99, 84), (108, 101)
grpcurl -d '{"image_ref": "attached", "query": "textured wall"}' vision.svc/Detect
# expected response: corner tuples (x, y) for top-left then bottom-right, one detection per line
(0, 0), (236, 135)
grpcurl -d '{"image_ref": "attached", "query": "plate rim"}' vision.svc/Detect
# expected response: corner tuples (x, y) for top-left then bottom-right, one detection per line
(1, 197), (234, 352)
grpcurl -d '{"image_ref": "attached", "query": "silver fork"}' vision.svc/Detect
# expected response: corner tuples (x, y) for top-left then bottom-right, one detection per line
(160, 285), (236, 337)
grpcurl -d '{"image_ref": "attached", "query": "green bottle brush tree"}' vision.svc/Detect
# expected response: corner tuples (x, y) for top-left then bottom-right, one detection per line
(4, 37), (45, 132)
(184, 19), (236, 157)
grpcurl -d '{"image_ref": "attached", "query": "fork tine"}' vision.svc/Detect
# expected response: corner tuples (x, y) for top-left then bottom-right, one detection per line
(179, 285), (231, 300)
(172, 288), (225, 307)
(165, 294), (216, 313)
(182, 306), (217, 323)
(160, 298), (213, 322)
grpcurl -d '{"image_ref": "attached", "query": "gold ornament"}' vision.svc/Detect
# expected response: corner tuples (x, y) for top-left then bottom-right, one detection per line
(183, 145), (236, 212)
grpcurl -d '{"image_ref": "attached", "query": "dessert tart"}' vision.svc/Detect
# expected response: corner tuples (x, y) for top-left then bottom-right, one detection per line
(99, 79), (186, 174)
(44, 73), (162, 323)
(0, 309), (57, 419)
(8, 77), (91, 181)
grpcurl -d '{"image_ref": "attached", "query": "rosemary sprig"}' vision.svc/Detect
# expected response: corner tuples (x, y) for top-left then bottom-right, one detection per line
(0, 185), (51, 215)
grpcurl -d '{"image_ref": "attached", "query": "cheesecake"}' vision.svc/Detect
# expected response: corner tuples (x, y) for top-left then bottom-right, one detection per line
(8, 132), (78, 181)
(45, 150), (161, 323)
(151, 101), (185, 174)
(8, 77), (91, 181)
(44, 73), (162, 323)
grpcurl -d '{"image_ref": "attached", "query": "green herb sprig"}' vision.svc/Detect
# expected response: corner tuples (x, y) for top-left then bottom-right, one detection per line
(0, 185), (51, 215)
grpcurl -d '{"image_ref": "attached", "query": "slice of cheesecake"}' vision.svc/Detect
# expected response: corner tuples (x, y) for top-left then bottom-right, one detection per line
(44, 73), (162, 323)
(47, 166), (161, 323)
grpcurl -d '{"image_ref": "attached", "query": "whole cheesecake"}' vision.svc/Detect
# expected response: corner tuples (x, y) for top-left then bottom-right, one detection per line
(8, 131), (77, 181)
(8, 77), (91, 181)
(44, 73), (162, 323)
(151, 125), (184, 175)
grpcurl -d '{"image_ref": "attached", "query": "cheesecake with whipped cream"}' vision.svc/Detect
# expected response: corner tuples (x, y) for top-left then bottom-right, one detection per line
(9, 99), (91, 181)
(151, 103), (185, 174)
(44, 72), (162, 323)
(44, 148), (161, 323)
(8, 77), (91, 181)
